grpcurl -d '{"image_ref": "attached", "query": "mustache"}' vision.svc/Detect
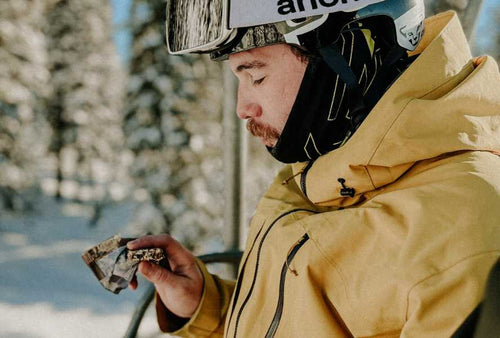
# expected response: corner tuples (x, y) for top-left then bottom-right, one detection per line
(246, 119), (281, 144)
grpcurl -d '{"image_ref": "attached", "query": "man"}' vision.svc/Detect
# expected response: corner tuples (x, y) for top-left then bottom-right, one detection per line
(128, 0), (500, 336)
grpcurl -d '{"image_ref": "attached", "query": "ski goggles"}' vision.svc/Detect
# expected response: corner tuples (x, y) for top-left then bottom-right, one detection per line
(165, 0), (386, 55)
(166, 0), (235, 55)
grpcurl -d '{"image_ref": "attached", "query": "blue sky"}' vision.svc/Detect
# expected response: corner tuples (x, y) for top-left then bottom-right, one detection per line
(111, 0), (498, 64)
(474, 0), (499, 55)
(111, 0), (133, 63)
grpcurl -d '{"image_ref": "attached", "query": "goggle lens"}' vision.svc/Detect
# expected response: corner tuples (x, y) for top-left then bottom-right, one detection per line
(167, 0), (226, 53)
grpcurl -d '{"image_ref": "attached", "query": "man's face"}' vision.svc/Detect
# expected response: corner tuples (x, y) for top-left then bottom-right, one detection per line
(229, 44), (308, 147)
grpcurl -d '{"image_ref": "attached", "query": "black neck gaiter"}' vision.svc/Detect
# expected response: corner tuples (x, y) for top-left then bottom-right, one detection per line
(268, 29), (388, 163)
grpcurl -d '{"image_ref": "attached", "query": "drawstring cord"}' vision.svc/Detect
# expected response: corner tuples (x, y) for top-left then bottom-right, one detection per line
(282, 164), (308, 185)
(282, 170), (303, 185)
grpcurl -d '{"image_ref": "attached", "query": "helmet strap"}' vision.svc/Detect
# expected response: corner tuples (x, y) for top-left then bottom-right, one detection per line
(363, 45), (416, 109)
(318, 44), (367, 131)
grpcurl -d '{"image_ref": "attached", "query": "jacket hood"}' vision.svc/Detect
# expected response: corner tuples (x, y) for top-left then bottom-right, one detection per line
(290, 11), (500, 207)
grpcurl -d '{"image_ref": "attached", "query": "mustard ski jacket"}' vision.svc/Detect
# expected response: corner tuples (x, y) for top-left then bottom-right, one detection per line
(157, 11), (500, 337)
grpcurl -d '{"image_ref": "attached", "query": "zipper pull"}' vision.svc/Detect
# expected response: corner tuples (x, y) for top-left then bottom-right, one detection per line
(285, 249), (299, 276)
(285, 234), (309, 276)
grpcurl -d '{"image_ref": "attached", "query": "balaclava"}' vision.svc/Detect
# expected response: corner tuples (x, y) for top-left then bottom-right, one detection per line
(268, 25), (411, 163)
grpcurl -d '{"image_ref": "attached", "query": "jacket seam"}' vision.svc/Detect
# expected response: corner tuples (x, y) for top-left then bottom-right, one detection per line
(404, 250), (500, 321)
(366, 97), (414, 166)
(363, 165), (377, 190)
(358, 329), (402, 338)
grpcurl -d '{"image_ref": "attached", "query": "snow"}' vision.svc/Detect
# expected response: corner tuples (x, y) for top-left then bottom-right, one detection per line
(0, 303), (158, 338)
(0, 196), (162, 338)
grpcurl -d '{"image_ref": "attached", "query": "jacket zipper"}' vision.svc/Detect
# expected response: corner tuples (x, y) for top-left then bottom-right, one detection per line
(265, 233), (355, 338)
(264, 234), (310, 338)
(300, 161), (314, 198)
(224, 226), (263, 337)
(232, 209), (317, 338)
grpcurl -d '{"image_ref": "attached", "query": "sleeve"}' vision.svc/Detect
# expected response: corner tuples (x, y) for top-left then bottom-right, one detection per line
(156, 259), (236, 337)
(401, 252), (499, 338)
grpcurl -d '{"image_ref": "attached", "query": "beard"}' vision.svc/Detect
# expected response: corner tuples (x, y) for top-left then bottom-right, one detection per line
(246, 119), (281, 147)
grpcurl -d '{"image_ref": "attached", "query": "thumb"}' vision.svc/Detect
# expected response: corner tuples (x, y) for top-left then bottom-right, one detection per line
(138, 261), (172, 285)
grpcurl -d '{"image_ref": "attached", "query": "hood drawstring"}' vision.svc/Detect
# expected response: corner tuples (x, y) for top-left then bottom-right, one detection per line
(283, 162), (312, 186)
(282, 169), (303, 186)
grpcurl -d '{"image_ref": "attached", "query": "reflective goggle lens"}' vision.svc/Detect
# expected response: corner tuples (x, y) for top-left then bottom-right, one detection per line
(167, 0), (227, 53)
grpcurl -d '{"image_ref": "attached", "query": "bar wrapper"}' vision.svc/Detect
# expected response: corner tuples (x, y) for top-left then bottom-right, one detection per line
(82, 235), (166, 294)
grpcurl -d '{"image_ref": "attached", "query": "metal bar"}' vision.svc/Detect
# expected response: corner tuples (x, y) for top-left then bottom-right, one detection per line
(123, 283), (155, 338)
(222, 63), (246, 269)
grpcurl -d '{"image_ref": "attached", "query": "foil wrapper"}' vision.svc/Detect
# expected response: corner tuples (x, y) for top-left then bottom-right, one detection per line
(82, 235), (166, 294)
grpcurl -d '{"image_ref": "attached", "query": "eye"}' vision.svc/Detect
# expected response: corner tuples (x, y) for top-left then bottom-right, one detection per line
(253, 77), (266, 86)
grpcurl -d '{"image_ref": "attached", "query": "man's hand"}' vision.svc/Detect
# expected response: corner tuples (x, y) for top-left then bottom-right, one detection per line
(127, 234), (203, 318)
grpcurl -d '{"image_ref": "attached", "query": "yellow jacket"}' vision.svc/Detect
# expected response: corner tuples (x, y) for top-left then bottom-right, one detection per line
(158, 11), (500, 337)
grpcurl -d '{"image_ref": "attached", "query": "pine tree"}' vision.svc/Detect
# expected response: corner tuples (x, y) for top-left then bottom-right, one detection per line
(125, 0), (225, 252)
(44, 0), (127, 220)
(0, 0), (54, 211)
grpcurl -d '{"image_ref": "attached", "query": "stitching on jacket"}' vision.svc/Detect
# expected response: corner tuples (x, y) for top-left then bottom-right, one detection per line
(358, 328), (402, 338)
(363, 165), (376, 190)
(404, 250), (500, 321)
(366, 97), (415, 166)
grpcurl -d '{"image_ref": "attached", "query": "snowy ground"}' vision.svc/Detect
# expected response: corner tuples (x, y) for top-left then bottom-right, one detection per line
(0, 196), (163, 338)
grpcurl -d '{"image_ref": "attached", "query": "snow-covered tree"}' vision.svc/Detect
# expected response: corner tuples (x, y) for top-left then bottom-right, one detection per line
(125, 0), (226, 252)
(44, 0), (128, 219)
(0, 0), (54, 211)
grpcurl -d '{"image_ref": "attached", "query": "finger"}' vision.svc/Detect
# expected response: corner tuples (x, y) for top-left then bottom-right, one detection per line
(127, 234), (174, 250)
(138, 261), (175, 286)
(129, 275), (138, 290)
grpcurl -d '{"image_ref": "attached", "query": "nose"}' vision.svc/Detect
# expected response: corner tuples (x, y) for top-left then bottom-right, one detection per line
(236, 85), (262, 120)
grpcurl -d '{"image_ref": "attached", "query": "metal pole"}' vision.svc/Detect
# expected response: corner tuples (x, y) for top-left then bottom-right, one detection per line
(238, 116), (248, 250)
(222, 63), (247, 276)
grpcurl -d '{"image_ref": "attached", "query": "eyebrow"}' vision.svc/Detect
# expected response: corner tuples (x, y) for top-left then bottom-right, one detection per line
(235, 60), (267, 73)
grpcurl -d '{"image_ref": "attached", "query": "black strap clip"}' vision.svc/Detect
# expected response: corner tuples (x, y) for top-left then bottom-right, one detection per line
(338, 178), (355, 198)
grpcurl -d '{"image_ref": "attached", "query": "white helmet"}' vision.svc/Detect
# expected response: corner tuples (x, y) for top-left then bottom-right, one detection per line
(166, 0), (425, 60)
